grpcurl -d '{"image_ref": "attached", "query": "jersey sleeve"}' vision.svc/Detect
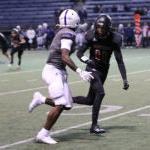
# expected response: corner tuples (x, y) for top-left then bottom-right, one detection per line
(113, 32), (122, 49)
(60, 32), (75, 51)
(60, 39), (73, 51)
(61, 32), (75, 41)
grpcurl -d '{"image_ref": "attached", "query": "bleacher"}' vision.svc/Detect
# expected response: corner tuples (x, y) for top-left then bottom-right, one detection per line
(0, 0), (149, 31)
(0, 0), (73, 31)
(85, 0), (150, 25)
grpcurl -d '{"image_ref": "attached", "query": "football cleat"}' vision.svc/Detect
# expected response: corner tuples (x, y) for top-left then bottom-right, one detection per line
(28, 92), (44, 113)
(90, 125), (106, 134)
(36, 134), (57, 144)
(8, 64), (12, 67)
(16, 65), (21, 70)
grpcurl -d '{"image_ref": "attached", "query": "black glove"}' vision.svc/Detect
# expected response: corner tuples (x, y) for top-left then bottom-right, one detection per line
(86, 59), (96, 68)
(123, 80), (129, 90)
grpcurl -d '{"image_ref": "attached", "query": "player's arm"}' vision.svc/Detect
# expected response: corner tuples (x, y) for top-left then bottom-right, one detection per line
(114, 36), (129, 90)
(114, 46), (129, 90)
(61, 38), (93, 81)
(76, 39), (95, 68)
(19, 36), (26, 44)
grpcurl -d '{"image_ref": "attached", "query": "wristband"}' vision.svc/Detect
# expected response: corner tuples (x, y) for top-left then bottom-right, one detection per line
(76, 68), (82, 73)
(81, 56), (89, 63)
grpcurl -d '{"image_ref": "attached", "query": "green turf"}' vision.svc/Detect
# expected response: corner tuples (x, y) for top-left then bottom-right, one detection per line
(0, 48), (150, 150)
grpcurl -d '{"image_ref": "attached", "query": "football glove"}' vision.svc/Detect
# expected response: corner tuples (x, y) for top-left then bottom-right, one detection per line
(76, 68), (94, 82)
(123, 80), (129, 90)
(81, 56), (95, 68)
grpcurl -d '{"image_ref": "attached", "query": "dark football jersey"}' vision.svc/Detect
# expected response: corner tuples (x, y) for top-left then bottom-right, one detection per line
(0, 33), (9, 50)
(77, 29), (123, 71)
(47, 28), (76, 70)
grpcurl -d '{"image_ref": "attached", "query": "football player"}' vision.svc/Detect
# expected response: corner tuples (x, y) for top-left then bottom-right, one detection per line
(73, 14), (129, 134)
(28, 9), (93, 144)
(9, 28), (26, 68)
(0, 32), (10, 60)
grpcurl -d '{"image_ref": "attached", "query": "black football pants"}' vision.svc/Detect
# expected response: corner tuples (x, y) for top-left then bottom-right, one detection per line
(73, 67), (108, 127)
(10, 46), (24, 66)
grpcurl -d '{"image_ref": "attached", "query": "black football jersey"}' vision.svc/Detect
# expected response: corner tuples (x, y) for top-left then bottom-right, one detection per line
(0, 33), (9, 49)
(77, 29), (123, 71)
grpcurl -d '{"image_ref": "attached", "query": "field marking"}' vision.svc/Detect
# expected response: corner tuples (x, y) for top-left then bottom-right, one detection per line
(111, 79), (122, 82)
(0, 53), (150, 77)
(0, 105), (150, 149)
(0, 80), (9, 83)
(0, 80), (83, 96)
(62, 105), (123, 116)
(26, 79), (38, 82)
(144, 79), (150, 82)
(0, 69), (41, 76)
(139, 114), (150, 117)
(0, 69), (150, 96)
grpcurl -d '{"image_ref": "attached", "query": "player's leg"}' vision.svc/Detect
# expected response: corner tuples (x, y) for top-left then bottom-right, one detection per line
(17, 47), (24, 68)
(73, 86), (95, 105)
(9, 47), (17, 66)
(2, 46), (10, 61)
(30, 65), (71, 144)
(90, 71), (106, 134)
(36, 105), (63, 144)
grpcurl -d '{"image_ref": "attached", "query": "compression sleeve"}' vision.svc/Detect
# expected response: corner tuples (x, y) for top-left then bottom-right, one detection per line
(114, 48), (127, 81)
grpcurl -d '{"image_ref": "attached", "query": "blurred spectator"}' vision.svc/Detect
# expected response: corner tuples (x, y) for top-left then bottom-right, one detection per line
(26, 26), (36, 50)
(36, 25), (44, 49)
(93, 4), (104, 13)
(148, 25), (150, 46)
(76, 23), (88, 48)
(124, 23), (134, 47)
(124, 4), (130, 12)
(118, 24), (125, 47)
(45, 26), (55, 49)
(54, 9), (60, 24)
(78, 6), (87, 23)
(111, 5), (117, 12)
(134, 27), (142, 48)
(117, 4), (124, 12)
(142, 22), (149, 47)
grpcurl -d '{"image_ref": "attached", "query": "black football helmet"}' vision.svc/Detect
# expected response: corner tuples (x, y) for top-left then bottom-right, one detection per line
(94, 14), (112, 38)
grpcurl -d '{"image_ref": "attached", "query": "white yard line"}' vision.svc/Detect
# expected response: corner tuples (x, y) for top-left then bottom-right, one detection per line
(144, 79), (150, 82)
(0, 53), (150, 77)
(62, 105), (123, 116)
(138, 114), (150, 117)
(0, 69), (41, 76)
(0, 69), (150, 96)
(0, 80), (83, 96)
(26, 79), (38, 82)
(0, 105), (150, 149)
(0, 80), (9, 83)
(111, 79), (122, 82)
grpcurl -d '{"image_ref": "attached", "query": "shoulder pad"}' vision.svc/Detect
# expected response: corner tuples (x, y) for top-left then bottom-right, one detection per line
(112, 32), (122, 47)
(61, 32), (75, 41)
(85, 29), (95, 41)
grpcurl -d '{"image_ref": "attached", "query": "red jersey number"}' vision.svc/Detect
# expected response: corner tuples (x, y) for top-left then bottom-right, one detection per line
(95, 49), (102, 60)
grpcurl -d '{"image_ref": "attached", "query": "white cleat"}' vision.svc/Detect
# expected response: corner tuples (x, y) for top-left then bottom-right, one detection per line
(36, 134), (57, 144)
(8, 64), (12, 67)
(16, 65), (21, 70)
(28, 92), (44, 113)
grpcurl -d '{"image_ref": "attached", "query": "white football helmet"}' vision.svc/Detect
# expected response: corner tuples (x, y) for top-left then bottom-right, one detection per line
(59, 9), (80, 28)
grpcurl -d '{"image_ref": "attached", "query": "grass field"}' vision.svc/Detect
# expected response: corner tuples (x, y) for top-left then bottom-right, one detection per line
(0, 48), (150, 150)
